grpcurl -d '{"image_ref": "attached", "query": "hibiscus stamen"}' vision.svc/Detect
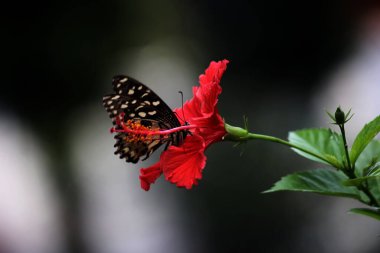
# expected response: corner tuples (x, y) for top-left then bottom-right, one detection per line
(111, 113), (197, 136)
(114, 124), (197, 135)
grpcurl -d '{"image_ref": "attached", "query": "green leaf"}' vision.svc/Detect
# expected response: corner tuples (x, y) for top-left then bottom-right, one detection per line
(288, 129), (345, 168)
(264, 169), (362, 200)
(343, 174), (380, 187)
(367, 177), (380, 204)
(350, 140), (380, 203)
(349, 208), (380, 221)
(350, 115), (380, 165)
(354, 140), (380, 176)
(368, 163), (380, 176)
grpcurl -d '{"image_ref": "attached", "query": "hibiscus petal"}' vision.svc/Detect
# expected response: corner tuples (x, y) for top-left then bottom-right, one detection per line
(199, 59), (229, 91)
(161, 134), (207, 189)
(173, 60), (228, 147)
(198, 112), (226, 146)
(139, 162), (162, 191)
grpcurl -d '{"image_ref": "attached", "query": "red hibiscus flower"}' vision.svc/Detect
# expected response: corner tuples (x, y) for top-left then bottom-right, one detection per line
(140, 59), (229, 190)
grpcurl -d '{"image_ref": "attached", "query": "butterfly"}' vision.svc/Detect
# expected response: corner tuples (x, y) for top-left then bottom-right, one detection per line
(103, 75), (189, 163)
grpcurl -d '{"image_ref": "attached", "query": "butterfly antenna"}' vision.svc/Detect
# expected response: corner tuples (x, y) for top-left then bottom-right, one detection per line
(178, 91), (187, 124)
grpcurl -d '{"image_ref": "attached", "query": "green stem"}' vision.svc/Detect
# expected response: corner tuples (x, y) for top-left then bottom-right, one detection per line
(338, 124), (352, 172)
(338, 124), (378, 207)
(239, 133), (334, 166)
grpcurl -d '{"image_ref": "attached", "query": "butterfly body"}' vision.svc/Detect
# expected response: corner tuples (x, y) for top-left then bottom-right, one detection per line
(103, 75), (188, 163)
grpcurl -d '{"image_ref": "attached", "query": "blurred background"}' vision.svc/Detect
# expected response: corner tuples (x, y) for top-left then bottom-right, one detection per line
(2, 1), (380, 252)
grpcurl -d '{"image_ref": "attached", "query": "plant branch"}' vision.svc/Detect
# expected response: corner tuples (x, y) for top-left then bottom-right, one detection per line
(337, 124), (379, 207)
(243, 133), (334, 166)
(338, 124), (352, 171)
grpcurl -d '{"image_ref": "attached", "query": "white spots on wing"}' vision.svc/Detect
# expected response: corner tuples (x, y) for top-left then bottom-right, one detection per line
(116, 83), (121, 88)
(138, 85), (143, 90)
(131, 100), (137, 104)
(123, 147), (129, 153)
(120, 77), (128, 83)
(148, 111), (157, 116)
(107, 100), (112, 105)
(128, 89), (134, 95)
(112, 95), (120, 100)
(130, 151), (135, 157)
(138, 112), (146, 117)
(113, 110), (118, 115)
(152, 101), (160, 106)
(121, 104), (128, 109)
(135, 105), (144, 111)
(144, 100), (151, 105)
(110, 105), (114, 110)
(129, 113), (135, 117)
(147, 90), (151, 93)
(141, 93), (148, 98)
(118, 90), (122, 94)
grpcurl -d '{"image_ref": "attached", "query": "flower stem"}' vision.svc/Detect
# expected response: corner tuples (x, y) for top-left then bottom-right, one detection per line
(338, 124), (352, 172)
(337, 124), (379, 207)
(226, 131), (334, 166)
(247, 133), (334, 164)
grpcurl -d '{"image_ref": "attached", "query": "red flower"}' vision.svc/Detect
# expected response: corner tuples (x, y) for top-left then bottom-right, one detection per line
(140, 59), (229, 190)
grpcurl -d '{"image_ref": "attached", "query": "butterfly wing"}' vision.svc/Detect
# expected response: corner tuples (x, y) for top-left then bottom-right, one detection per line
(103, 75), (182, 163)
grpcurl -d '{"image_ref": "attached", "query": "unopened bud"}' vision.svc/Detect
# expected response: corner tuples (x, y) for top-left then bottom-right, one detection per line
(335, 107), (345, 125)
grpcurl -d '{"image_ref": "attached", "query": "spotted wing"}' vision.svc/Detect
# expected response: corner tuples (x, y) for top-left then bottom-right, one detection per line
(102, 75), (182, 163)
(112, 120), (169, 163)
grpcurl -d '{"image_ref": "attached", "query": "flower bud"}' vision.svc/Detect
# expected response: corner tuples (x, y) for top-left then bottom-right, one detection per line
(335, 107), (345, 125)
